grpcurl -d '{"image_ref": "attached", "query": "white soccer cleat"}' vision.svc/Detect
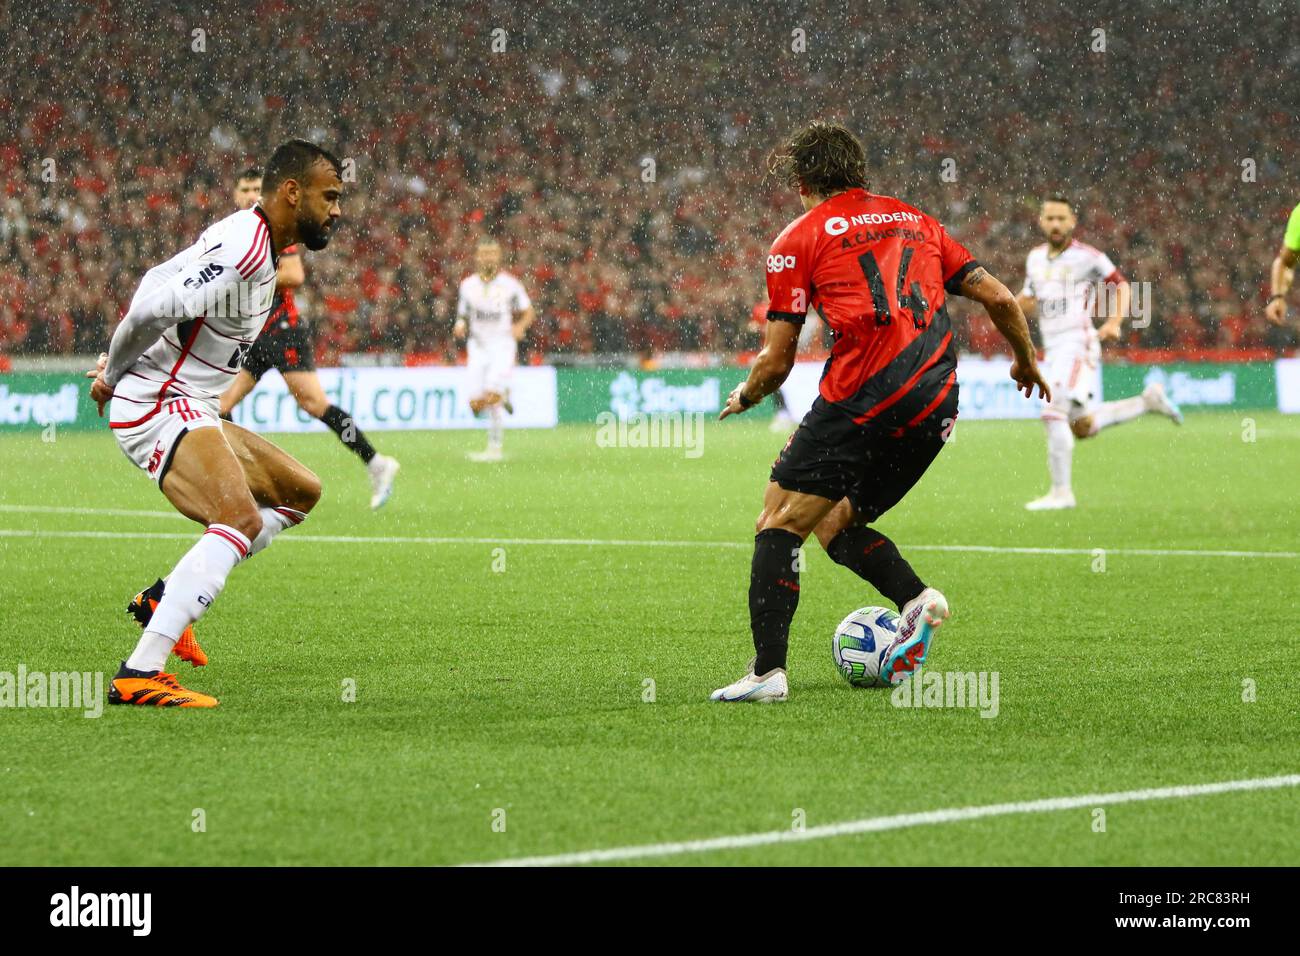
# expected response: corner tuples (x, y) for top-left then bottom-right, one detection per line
(709, 667), (789, 703)
(467, 447), (504, 463)
(1025, 489), (1076, 511)
(1143, 382), (1183, 425)
(880, 588), (949, 686)
(367, 454), (400, 510)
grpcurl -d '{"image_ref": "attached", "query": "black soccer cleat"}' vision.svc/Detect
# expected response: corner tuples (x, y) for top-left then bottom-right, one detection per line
(126, 578), (208, 666)
(126, 578), (167, 627)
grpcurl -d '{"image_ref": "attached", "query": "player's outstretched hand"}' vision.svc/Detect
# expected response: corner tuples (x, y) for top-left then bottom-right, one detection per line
(1265, 298), (1288, 326)
(1010, 358), (1051, 402)
(85, 352), (113, 417)
(719, 384), (751, 420)
(1098, 320), (1122, 343)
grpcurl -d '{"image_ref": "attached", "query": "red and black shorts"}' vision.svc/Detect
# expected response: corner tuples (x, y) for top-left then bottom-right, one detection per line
(242, 319), (316, 381)
(770, 378), (959, 523)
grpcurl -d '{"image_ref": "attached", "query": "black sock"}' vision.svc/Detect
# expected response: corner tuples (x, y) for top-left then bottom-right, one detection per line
(320, 405), (377, 464)
(749, 528), (804, 674)
(826, 526), (925, 610)
(114, 661), (157, 679)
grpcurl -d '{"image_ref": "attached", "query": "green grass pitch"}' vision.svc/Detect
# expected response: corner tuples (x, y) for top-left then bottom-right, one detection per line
(1, 410), (1297, 866)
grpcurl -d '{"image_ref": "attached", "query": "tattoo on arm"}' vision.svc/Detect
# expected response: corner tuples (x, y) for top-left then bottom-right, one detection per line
(962, 267), (989, 289)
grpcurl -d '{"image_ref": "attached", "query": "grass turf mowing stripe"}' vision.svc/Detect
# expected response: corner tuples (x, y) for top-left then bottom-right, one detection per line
(467, 774), (1300, 867)
(0, 525), (1297, 559)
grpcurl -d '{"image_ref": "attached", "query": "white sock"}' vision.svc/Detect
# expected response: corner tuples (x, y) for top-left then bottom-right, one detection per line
(488, 406), (503, 448)
(124, 523), (250, 672)
(249, 506), (305, 557)
(1044, 417), (1074, 493)
(125, 631), (176, 674)
(1088, 396), (1148, 435)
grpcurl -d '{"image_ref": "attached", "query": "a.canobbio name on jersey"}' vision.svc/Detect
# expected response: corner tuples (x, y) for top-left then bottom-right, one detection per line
(148, 280), (269, 319)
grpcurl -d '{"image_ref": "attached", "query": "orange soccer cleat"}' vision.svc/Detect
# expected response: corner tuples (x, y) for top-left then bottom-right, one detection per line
(108, 665), (219, 708)
(127, 578), (209, 666)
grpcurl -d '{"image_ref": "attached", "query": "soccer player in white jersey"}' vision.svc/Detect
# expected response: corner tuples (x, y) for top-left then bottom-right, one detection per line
(219, 167), (399, 510)
(453, 239), (535, 462)
(86, 140), (343, 706)
(1017, 196), (1182, 511)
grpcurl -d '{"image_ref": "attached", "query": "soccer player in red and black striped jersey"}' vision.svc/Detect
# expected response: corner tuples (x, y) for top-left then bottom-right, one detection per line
(220, 167), (400, 511)
(711, 122), (1050, 703)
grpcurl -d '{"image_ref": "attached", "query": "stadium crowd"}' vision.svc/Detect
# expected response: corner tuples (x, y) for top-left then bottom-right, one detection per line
(3, 0), (1298, 364)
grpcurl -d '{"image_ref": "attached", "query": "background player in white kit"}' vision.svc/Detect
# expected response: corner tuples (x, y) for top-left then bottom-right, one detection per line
(453, 239), (535, 461)
(86, 140), (343, 707)
(1017, 196), (1182, 511)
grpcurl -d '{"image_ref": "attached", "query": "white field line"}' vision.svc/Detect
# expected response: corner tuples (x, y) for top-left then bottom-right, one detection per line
(904, 544), (1300, 559)
(0, 521), (1295, 559)
(465, 773), (1300, 867)
(0, 528), (754, 548)
(0, 503), (188, 520)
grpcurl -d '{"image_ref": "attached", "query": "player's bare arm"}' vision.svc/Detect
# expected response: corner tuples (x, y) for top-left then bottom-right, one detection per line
(720, 318), (800, 419)
(453, 290), (468, 340)
(219, 370), (256, 417)
(512, 305), (536, 341)
(1097, 278), (1130, 343)
(277, 251), (305, 291)
(1016, 291), (1037, 320)
(1266, 245), (1297, 325)
(959, 266), (1051, 401)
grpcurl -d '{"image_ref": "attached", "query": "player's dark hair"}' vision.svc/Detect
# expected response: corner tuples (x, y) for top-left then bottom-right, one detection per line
(236, 166), (262, 183)
(767, 121), (869, 196)
(1044, 194), (1074, 210)
(262, 140), (342, 194)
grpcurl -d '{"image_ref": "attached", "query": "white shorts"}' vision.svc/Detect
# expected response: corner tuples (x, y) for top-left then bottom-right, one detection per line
(467, 337), (517, 397)
(1040, 341), (1101, 423)
(109, 380), (221, 485)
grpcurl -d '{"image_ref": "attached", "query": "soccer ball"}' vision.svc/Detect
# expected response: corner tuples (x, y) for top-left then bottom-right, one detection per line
(832, 606), (900, 688)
